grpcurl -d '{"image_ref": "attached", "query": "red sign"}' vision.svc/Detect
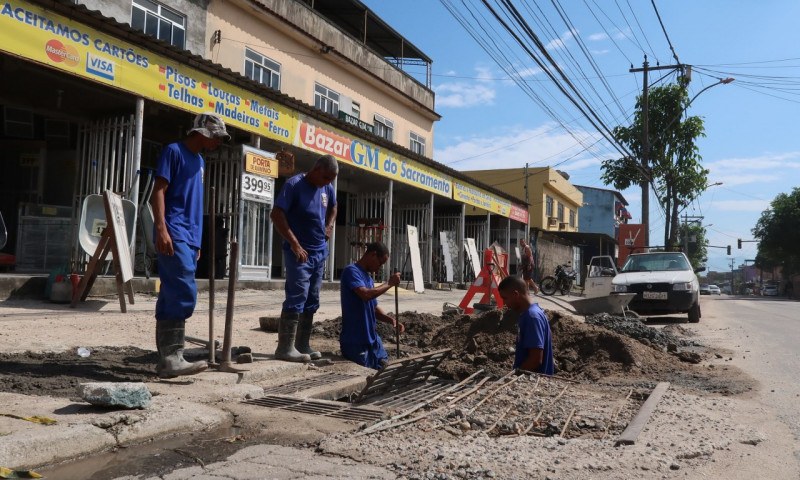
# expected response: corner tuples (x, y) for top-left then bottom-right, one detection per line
(299, 122), (351, 161)
(618, 224), (646, 268)
(509, 204), (529, 224)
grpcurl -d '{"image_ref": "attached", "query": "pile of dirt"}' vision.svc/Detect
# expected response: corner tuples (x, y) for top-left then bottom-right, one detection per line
(586, 313), (698, 348)
(313, 311), (454, 352)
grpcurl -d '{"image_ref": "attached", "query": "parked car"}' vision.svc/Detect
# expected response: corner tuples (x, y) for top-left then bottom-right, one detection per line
(611, 252), (702, 323)
(699, 284), (711, 295)
(762, 284), (779, 296)
(709, 285), (721, 295)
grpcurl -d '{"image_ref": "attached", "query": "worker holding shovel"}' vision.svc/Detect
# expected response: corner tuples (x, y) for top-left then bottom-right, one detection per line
(340, 242), (403, 369)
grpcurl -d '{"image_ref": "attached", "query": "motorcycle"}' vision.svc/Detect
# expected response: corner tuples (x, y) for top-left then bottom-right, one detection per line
(540, 263), (577, 296)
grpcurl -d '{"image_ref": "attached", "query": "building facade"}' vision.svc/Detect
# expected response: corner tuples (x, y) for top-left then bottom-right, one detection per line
(0, 0), (527, 285)
(575, 185), (629, 239)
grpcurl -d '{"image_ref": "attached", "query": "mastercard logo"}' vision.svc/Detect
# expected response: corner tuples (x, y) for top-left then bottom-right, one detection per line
(45, 39), (79, 67)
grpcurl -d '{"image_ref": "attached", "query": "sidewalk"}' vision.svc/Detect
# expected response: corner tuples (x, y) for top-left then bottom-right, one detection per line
(0, 283), (571, 470)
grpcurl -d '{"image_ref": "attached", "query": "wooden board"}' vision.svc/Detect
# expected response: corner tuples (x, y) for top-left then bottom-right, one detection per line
(406, 225), (424, 293)
(615, 382), (670, 446)
(439, 231), (454, 283)
(465, 238), (481, 278)
(105, 191), (133, 282)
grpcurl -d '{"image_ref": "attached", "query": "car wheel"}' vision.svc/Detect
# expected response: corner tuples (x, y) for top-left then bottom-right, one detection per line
(688, 302), (701, 323)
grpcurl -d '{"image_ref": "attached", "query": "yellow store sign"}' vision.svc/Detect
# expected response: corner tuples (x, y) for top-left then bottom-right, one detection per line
(0, 0), (297, 144)
(244, 152), (278, 178)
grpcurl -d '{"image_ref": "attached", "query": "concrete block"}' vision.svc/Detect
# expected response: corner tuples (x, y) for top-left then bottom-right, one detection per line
(78, 382), (152, 409)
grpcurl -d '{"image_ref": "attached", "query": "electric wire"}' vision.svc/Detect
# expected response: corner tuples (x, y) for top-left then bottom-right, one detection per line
(582, 0), (632, 65)
(650, 0), (680, 64)
(624, 0), (660, 63)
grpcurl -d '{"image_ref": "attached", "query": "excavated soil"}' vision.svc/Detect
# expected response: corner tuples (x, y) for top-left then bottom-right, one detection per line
(314, 308), (755, 395)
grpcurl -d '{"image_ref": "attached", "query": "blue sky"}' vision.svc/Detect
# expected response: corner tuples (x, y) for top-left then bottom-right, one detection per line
(362, 0), (800, 274)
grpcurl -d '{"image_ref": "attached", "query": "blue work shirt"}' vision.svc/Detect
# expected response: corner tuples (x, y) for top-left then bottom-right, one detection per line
(340, 263), (387, 369)
(274, 173), (336, 252)
(514, 303), (555, 375)
(155, 142), (205, 249)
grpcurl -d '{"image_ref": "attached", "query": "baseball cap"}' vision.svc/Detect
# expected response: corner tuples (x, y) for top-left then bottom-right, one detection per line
(187, 112), (231, 140)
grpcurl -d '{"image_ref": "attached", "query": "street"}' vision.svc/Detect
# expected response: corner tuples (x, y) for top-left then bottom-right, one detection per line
(694, 294), (800, 469)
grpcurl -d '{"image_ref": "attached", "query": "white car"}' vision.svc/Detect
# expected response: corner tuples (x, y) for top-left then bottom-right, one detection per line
(612, 252), (702, 323)
(709, 285), (721, 295)
(762, 285), (779, 296)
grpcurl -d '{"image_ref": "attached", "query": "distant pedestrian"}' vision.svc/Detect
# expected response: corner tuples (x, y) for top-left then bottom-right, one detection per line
(519, 239), (540, 294)
(498, 276), (554, 375)
(270, 155), (338, 362)
(339, 242), (403, 370)
(152, 112), (229, 378)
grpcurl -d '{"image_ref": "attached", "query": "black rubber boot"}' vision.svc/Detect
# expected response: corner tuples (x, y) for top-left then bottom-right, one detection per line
(156, 321), (208, 379)
(295, 311), (322, 360)
(274, 311), (311, 363)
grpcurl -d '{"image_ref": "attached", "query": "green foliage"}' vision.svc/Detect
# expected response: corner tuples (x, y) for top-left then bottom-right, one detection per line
(752, 188), (800, 276)
(602, 80), (709, 247)
(677, 223), (708, 270)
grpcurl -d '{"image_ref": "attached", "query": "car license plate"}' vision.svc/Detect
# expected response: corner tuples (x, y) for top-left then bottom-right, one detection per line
(643, 291), (668, 300)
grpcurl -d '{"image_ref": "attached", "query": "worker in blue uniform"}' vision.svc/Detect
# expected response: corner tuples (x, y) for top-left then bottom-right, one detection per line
(270, 155), (338, 362)
(498, 276), (555, 375)
(339, 242), (403, 369)
(152, 112), (229, 378)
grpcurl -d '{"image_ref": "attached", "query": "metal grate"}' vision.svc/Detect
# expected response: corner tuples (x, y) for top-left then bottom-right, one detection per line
(354, 349), (451, 403)
(364, 378), (457, 411)
(262, 372), (359, 395)
(243, 395), (384, 422)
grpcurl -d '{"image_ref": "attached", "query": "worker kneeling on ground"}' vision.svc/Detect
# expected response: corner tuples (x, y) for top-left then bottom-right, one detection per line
(340, 242), (404, 369)
(498, 276), (555, 375)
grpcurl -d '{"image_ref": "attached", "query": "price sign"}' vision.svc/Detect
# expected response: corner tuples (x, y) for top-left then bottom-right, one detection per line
(241, 171), (274, 205)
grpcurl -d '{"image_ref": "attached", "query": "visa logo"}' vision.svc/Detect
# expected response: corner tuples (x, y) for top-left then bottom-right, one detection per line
(86, 52), (115, 81)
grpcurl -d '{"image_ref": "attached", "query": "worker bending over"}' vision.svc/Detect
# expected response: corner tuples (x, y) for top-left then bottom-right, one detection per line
(340, 242), (403, 369)
(498, 276), (554, 375)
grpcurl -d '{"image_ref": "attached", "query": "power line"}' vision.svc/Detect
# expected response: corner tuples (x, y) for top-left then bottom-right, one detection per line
(624, 0), (660, 63)
(650, 0), (680, 64)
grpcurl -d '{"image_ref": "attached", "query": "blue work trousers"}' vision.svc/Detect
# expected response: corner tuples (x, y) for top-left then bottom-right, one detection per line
(340, 340), (389, 370)
(156, 241), (198, 322)
(282, 247), (327, 314)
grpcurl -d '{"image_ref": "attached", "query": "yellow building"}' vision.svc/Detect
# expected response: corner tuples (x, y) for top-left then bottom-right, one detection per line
(463, 167), (583, 232)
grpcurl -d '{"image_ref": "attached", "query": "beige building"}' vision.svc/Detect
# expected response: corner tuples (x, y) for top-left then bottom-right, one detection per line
(463, 167), (583, 232)
(0, 0), (529, 287)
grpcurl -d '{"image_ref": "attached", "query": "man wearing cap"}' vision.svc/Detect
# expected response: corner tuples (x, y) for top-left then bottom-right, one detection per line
(151, 112), (229, 378)
(270, 154), (338, 362)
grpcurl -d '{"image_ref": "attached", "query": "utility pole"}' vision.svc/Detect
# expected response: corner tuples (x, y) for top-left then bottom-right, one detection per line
(524, 162), (530, 241)
(629, 57), (688, 249)
(729, 258), (736, 294)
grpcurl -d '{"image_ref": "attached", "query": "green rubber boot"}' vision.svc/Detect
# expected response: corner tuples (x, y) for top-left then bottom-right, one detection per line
(295, 311), (322, 360)
(156, 321), (208, 379)
(274, 312), (311, 363)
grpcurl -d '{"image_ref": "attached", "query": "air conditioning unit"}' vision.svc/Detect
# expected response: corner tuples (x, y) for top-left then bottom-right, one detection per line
(559, 222), (568, 230)
(547, 216), (558, 227)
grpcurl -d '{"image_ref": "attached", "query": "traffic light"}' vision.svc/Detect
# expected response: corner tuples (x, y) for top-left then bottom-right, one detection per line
(738, 238), (742, 249)
(727, 245), (731, 255)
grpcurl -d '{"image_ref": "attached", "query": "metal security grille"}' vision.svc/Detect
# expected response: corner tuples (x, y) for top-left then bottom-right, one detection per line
(465, 219), (487, 253)
(243, 395), (385, 422)
(391, 203), (430, 282)
(205, 145), (241, 244)
(262, 372), (359, 395)
(72, 115), (136, 267)
(345, 191), (389, 281)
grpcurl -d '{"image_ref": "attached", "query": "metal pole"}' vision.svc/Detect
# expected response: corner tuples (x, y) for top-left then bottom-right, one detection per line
(524, 163), (530, 240)
(328, 176), (338, 281)
(208, 187), (216, 365)
(428, 192), (434, 285)
(385, 180), (393, 280)
(640, 56), (650, 249)
(485, 212), (491, 250)
(459, 203), (465, 284)
(128, 98), (144, 270)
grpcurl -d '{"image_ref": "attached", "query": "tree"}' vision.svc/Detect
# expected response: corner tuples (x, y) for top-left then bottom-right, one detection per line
(601, 79), (709, 249)
(752, 188), (800, 276)
(677, 222), (708, 270)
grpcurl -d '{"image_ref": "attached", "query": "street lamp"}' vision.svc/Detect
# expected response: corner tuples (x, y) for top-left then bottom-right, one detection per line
(664, 78), (734, 132)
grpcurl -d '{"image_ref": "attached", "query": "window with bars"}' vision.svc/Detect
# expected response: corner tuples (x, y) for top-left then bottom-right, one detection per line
(314, 83), (340, 116)
(131, 0), (186, 49)
(569, 209), (576, 227)
(244, 48), (281, 90)
(545, 196), (554, 217)
(557, 203), (565, 222)
(374, 114), (394, 142)
(410, 131), (426, 156)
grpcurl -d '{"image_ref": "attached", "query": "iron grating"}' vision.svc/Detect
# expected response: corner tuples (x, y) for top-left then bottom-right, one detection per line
(243, 394), (385, 423)
(262, 372), (359, 395)
(354, 348), (451, 402)
(363, 378), (457, 411)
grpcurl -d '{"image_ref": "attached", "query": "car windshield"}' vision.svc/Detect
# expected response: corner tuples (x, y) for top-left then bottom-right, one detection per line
(621, 253), (691, 272)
